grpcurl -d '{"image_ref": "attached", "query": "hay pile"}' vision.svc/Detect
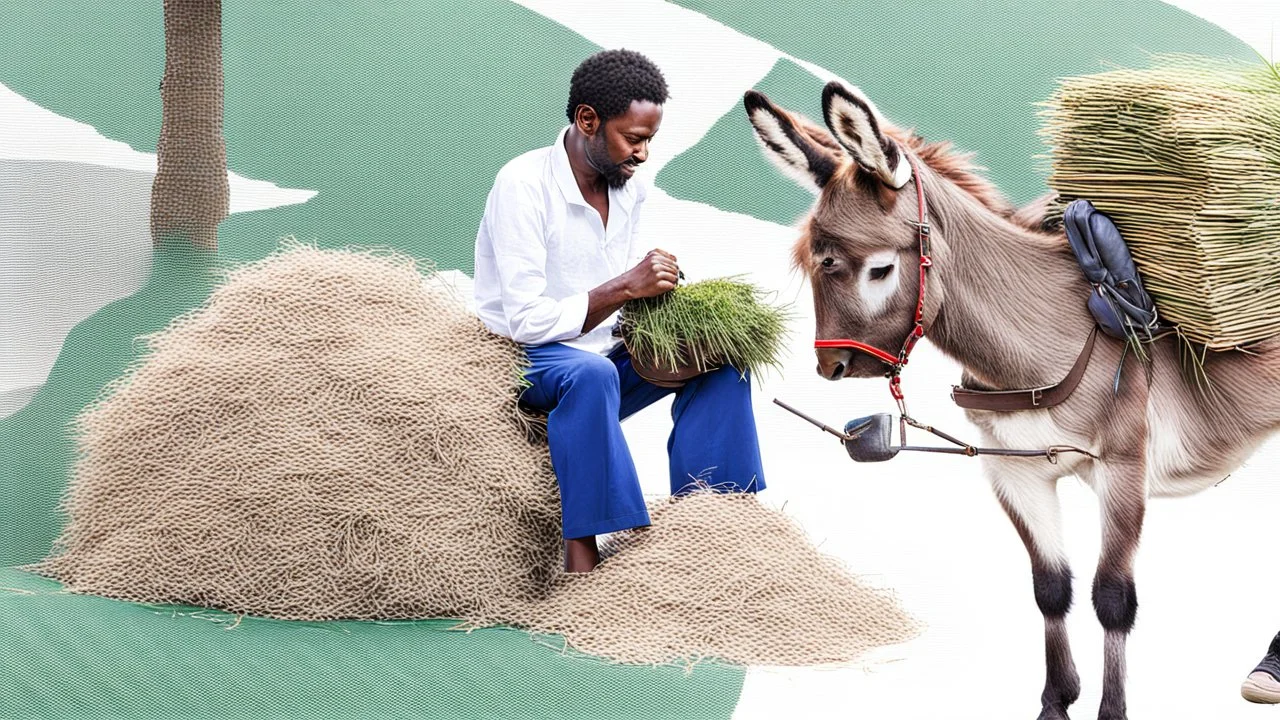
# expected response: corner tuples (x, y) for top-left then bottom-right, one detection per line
(37, 238), (562, 620)
(1041, 55), (1280, 350)
(620, 277), (790, 376)
(515, 492), (919, 666)
(35, 240), (916, 666)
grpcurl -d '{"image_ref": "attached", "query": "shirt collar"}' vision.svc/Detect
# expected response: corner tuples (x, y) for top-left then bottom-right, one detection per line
(550, 125), (633, 219)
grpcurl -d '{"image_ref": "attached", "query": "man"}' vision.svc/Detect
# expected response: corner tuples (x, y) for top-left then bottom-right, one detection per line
(473, 49), (765, 573)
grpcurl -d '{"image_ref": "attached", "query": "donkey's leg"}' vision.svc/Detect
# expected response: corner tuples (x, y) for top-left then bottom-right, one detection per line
(990, 463), (1080, 720)
(1091, 459), (1146, 720)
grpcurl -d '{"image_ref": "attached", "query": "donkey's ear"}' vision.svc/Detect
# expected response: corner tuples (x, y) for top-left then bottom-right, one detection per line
(744, 90), (844, 193)
(821, 81), (911, 189)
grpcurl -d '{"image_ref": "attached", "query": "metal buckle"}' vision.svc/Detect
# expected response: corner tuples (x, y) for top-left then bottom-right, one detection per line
(1031, 388), (1043, 406)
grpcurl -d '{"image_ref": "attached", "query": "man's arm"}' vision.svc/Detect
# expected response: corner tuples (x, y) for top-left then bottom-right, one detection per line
(486, 173), (677, 341)
(485, 175), (592, 345)
(582, 182), (678, 332)
(582, 249), (679, 333)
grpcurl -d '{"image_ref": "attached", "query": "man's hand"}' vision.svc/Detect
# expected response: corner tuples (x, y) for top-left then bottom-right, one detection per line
(621, 248), (680, 299)
(582, 248), (681, 334)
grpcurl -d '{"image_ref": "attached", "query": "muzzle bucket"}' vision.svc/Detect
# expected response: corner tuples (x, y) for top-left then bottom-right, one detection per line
(773, 399), (1095, 464)
(842, 414), (900, 462)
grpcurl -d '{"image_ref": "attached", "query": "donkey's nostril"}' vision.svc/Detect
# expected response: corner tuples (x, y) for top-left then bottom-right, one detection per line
(829, 362), (846, 381)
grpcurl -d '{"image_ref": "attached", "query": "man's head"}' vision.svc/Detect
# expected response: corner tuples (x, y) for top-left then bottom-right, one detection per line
(566, 49), (669, 189)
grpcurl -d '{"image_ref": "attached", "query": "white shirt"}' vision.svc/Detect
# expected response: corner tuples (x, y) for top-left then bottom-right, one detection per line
(473, 126), (646, 355)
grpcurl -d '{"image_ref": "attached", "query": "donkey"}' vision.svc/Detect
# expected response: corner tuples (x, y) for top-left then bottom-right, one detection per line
(743, 82), (1280, 720)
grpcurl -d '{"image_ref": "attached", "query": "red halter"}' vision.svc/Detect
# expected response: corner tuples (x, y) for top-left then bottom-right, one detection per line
(813, 153), (931, 410)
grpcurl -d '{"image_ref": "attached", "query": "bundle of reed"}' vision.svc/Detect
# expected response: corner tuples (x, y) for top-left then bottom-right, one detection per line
(1041, 55), (1280, 350)
(618, 277), (790, 380)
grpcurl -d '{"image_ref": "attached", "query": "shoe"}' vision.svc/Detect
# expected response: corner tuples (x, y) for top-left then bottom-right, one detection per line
(1242, 632), (1280, 704)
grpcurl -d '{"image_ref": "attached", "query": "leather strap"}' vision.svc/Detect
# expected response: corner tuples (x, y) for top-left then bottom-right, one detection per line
(950, 326), (1100, 412)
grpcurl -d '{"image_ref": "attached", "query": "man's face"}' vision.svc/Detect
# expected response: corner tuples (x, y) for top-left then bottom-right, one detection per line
(585, 99), (663, 189)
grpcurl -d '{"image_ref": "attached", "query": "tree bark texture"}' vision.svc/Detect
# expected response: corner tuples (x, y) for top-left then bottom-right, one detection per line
(151, 0), (228, 250)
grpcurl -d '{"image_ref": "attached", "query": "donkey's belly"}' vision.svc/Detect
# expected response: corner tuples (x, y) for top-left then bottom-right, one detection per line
(1145, 450), (1253, 498)
(969, 407), (1096, 477)
(1144, 401), (1266, 498)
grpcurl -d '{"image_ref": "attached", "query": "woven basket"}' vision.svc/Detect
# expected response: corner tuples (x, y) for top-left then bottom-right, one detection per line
(621, 336), (720, 389)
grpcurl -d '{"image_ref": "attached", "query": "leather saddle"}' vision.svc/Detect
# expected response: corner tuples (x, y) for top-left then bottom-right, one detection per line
(1063, 199), (1160, 342)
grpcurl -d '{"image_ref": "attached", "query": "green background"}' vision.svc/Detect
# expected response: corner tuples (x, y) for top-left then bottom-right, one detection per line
(660, 0), (1253, 225)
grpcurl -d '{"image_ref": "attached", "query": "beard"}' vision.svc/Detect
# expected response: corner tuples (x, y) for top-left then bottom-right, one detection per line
(585, 134), (635, 189)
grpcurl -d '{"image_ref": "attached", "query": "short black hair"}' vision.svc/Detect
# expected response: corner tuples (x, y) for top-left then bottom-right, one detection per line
(565, 49), (669, 125)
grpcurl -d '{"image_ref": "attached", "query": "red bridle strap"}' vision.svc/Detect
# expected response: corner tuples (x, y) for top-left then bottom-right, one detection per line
(814, 152), (932, 410)
(813, 338), (898, 366)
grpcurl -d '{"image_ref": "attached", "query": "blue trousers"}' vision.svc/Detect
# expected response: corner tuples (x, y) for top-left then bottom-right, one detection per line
(520, 342), (765, 539)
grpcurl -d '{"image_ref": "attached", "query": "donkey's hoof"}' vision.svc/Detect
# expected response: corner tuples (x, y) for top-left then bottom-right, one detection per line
(1036, 706), (1071, 720)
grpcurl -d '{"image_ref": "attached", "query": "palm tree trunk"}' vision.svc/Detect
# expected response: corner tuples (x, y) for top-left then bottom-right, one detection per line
(151, 0), (228, 250)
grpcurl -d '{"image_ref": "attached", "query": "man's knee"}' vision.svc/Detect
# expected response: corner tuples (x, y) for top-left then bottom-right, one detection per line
(560, 352), (619, 395)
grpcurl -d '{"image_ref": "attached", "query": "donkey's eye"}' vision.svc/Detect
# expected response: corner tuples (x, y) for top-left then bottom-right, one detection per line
(820, 257), (835, 269)
(869, 264), (895, 281)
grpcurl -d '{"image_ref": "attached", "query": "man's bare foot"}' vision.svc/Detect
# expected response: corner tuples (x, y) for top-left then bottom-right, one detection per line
(565, 536), (599, 573)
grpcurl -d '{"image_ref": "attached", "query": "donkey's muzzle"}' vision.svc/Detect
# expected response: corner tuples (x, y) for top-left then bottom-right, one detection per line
(816, 347), (853, 381)
(842, 413), (900, 462)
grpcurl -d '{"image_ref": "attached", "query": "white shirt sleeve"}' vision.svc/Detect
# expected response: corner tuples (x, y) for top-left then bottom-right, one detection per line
(484, 174), (590, 345)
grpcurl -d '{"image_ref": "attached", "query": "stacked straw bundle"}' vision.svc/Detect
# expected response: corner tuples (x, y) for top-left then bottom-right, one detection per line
(619, 277), (790, 376)
(1041, 55), (1280, 349)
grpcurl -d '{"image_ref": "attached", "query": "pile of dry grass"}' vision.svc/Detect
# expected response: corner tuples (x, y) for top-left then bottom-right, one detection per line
(35, 240), (917, 666)
(36, 238), (561, 620)
(513, 491), (919, 666)
(1041, 55), (1280, 350)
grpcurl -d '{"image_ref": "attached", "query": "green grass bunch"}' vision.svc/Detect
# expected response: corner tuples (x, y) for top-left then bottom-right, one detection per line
(619, 277), (790, 378)
(1040, 54), (1280, 350)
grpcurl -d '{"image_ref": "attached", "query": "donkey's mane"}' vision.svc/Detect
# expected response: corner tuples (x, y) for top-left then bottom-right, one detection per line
(886, 128), (1013, 216)
(778, 105), (1010, 214)
(786, 113), (1018, 270)
(782, 106), (1014, 217)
